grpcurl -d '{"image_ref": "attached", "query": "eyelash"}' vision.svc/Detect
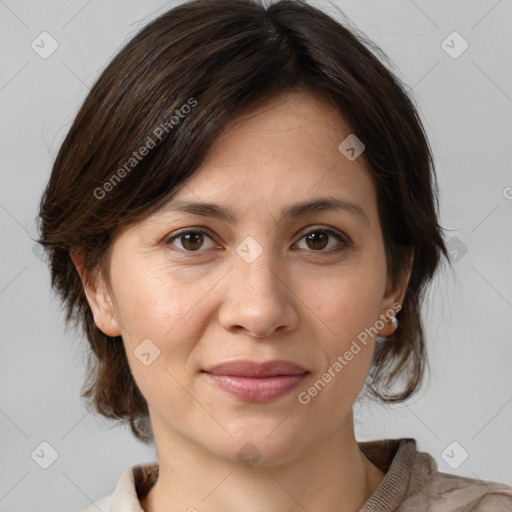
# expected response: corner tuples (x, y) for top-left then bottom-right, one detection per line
(164, 227), (351, 257)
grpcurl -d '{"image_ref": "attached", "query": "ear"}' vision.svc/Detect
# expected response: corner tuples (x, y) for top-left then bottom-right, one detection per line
(377, 248), (414, 338)
(70, 248), (122, 337)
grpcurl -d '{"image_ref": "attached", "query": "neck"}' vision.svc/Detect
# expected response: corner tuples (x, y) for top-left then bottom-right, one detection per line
(140, 410), (386, 512)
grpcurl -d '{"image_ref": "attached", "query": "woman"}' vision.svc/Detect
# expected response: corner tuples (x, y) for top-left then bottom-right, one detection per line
(36, 0), (512, 510)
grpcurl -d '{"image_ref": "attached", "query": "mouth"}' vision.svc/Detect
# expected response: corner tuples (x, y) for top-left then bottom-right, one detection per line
(203, 359), (308, 377)
(202, 359), (309, 402)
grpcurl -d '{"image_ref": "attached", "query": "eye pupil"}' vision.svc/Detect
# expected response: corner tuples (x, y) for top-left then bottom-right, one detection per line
(182, 232), (204, 251)
(306, 231), (328, 250)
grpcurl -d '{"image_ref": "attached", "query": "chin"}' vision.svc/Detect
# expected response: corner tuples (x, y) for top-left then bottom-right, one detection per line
(205, 424), (308, 469)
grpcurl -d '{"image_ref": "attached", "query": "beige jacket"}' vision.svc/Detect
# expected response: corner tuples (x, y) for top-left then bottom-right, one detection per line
(81, 438), (512, 511)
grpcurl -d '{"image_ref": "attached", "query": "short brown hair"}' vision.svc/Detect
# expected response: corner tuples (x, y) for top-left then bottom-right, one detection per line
(36, 0), (450, 444)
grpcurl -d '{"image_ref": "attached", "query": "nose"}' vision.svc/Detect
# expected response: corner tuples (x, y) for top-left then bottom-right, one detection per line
(218, 245), (299, 338)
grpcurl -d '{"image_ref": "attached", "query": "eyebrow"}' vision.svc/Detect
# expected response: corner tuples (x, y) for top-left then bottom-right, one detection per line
(162, 196), (371, 229)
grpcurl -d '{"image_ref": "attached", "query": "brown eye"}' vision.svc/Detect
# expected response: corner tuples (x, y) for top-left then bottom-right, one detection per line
(305, 231), (329, 250)
(296, 229), (348, 253)
(181, 232), (204, 251)
(167, 230), (215, 252)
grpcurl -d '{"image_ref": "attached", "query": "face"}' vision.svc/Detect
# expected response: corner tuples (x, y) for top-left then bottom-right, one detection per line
(77, 91), (410, 467)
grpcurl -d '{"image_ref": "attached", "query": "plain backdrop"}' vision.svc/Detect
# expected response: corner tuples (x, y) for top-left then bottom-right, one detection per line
(0, 1), (511, 511)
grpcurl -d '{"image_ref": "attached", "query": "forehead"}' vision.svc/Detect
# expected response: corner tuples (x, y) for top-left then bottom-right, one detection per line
(179, 94), (375, 208)
(142, 91), (380, 232)
(201, 91), (354, 173)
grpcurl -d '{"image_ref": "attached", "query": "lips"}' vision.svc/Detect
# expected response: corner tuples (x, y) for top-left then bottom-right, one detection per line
(202, 360), (309, 402)
(203, 359), (308, 377)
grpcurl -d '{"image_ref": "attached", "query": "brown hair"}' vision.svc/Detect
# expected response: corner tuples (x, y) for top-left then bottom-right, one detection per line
(36, 0), (450, 444)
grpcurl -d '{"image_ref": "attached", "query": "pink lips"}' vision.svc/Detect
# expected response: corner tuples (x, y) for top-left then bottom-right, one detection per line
(203, 360), (308, 402)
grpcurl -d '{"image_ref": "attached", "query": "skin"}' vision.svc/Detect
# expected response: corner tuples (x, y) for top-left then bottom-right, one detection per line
(72, 91), (413, 512)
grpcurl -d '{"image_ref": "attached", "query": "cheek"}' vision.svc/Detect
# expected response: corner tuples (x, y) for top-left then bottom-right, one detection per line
(297, 261), (386, 405)
(112, 264), (213, 416)
(298, 279), (381, 419)
(111, 258), (221, 376)
(113, 257), (200, 335)
(303, 264), (386, 346)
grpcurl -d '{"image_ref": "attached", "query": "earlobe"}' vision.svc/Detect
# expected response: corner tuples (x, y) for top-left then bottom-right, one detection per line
(86, 284), (122, 338)
(69, 248), (122, 337)
(377, 248), (414, 339)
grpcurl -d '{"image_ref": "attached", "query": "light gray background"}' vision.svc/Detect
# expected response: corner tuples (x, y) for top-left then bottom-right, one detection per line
(1, 1), (511, 511)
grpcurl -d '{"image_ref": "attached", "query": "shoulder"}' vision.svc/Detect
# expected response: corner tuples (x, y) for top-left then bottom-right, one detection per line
(74, 461), (158, 512)
(405, 466), (512, 511)
(361, 437), (512, 512)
